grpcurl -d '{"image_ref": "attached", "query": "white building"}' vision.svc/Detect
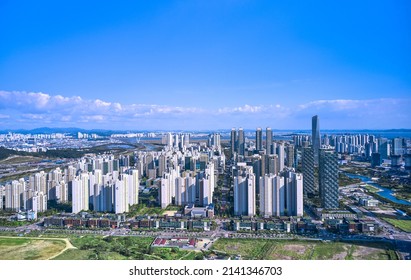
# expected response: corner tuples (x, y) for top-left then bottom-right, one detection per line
(234, 166), (256, 216)
(72, 173), (90, 213)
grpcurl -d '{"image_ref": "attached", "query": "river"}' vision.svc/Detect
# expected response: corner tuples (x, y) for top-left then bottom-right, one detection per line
(344, 173), (411, 206)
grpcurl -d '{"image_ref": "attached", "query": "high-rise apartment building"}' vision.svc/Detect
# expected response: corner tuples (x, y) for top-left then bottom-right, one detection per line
(259, 174), (274, 217)
(114, 178), (128, 214)
(32, 192), (47, 213)
(284, 171), (303, 216)
(259, 173), (286, 217)
(5, 181), (23, 212)
(259, 171), (302, 217)
(72, 173), (90, 213)
(234, 165), (255, 216)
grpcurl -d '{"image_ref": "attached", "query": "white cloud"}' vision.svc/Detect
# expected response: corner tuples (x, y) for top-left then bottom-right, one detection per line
(0, 90), (410, 129)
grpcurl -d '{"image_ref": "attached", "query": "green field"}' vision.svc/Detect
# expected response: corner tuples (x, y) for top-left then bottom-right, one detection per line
(0, 155), (42, 164)
(0, 237), (66, 260)
(211, 239), (398, 260)
(51, 235), (203, 260)
(362, 184), (381, 193)
(382, 218), (411, 232)
(0, 235), (400, 260)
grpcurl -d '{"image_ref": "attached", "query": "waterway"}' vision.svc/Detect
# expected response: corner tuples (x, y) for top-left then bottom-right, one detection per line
(345, 173), (411, 206)
(118, 137), (159, 151)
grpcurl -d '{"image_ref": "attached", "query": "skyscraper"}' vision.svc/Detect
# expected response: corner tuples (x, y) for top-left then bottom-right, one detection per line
(259, 173), (286, 217)
(256, 127), (262, 151)
(319, 149), (338, 209)
(259, 174), (274, 217)
(230, 128), (237, 157)
(234, 166), (255, 216)
(266, 127), (273, 155)
(392, 138), (403, 156)
(277, 143), (285, 172)
(72, 173), (90, 213)
(302, 147), (316, 195)
(286, 145), (295, 168)
(238, 128), (245, 156)
(284, 171), (303, 216)
(312, 115), (321, 165)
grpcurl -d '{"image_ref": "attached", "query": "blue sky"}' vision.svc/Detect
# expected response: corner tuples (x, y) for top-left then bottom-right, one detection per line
(0, 0), (410, 130)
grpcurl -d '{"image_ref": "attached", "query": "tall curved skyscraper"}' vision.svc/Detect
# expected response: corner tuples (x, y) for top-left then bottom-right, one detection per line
(312, 115), (320, 165)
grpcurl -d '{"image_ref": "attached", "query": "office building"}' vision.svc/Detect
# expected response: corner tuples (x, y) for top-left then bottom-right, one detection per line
(286, 145), (295, 168)
(256, 127), (262, 151)
(302, 147), (316, 195)
(266, 127), (273, 155)
(238, 128), (245, 156)
(312, 115), (321, 165)
(392, 138), (403, 156)
(230, 128), (237, 157)
(371, 153), (381, 167)
(277, 143), (285, 172)
(319, 150), (339, 209)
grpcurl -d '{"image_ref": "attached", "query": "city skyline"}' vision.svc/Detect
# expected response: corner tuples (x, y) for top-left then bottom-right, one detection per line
(1, 1), (410, 130)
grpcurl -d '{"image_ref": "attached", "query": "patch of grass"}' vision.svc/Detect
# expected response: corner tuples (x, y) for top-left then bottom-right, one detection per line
(382, 218), (411, 232)
(0, 237), (31, 246)
(311, 242), (345, 260)
(52, 248), (92, 260)
(0, 237), (66, 260)
(66, 235), (154, 260)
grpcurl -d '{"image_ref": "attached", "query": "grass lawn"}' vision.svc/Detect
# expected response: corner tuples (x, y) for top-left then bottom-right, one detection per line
(362, 184), (381, 193)
(0, 237), (66, 260)
(52, 248), (92, 260)
(150, 247), (203, 260)
(211, 238), (398, 260)
(382, 218), (411, 232)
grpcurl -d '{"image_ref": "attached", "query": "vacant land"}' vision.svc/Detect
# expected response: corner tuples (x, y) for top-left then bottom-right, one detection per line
(383, 218), (411, 232)
(211, 239), (398, 260)
(0, 237), (66, 260)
